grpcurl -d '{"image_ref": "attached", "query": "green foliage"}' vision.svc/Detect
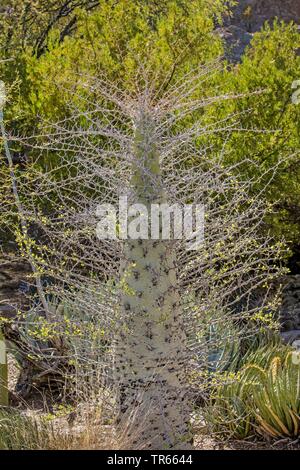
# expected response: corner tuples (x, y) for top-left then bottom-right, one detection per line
(17, 1), (224, 121)
(208, 20), (300, 243)
(0, 1), (229, 214)
(0, 1), (100, 56)
(2, 5), (299, 242)
(205, 320), (241, 373)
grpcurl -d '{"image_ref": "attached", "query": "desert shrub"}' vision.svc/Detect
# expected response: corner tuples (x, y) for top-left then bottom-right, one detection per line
(5, 281), (116, 400)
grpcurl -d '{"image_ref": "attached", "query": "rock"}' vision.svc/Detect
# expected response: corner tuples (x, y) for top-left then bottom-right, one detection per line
(217, 25), (253, 62)
(280, 329), (300, 344)
(0, 255), (31, 312)
(279, 275), (300, 331)
(0, 305), (18, 319)
(229, 0), (300, 33)
(220, 0), (300, 61)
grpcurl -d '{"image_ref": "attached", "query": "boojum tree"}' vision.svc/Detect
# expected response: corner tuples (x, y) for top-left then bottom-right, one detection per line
(7, 68), (286, 448)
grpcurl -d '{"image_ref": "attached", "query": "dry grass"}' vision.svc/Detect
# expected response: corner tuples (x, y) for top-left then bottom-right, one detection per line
(2, 401), (300, 450)
(3, 354), (300, 450)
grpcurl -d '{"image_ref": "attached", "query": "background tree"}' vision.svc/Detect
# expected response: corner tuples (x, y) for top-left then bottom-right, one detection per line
(2, 3), (299, 247)
(205, 21), (300, 245)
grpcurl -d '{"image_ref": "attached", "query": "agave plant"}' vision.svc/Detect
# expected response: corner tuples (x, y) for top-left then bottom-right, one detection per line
(204, 343), (300, 440)
(251, 353), (300, 438)
(204, 363), (262, 439)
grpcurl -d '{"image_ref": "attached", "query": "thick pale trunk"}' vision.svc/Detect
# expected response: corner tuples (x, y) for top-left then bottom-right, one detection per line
(115, 110), (192, 449)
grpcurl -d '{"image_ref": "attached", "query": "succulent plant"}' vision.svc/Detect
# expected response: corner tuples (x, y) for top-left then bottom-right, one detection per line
(205, 343), (300, 440)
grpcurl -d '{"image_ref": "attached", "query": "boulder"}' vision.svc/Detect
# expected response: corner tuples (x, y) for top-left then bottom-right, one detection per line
(280, 329), (300, 344)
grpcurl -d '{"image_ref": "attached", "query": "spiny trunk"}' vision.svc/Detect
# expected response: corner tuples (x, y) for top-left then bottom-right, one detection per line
(115, 110), (192, 449)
